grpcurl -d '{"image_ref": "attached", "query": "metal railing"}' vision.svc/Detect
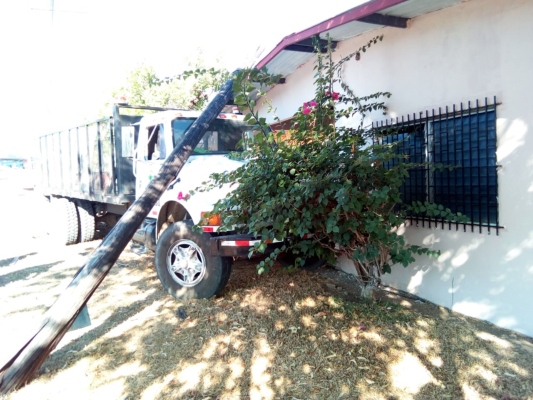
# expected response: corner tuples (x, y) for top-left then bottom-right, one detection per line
(373, 96), (502, 235)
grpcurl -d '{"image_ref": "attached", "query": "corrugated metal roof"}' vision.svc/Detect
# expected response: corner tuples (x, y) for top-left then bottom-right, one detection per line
(256, 0), (463, 78)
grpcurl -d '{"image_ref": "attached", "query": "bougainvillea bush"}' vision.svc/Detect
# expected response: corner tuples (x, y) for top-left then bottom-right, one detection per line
(198, 37), (466, 291)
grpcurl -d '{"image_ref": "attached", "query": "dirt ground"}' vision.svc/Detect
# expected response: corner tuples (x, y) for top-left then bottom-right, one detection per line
(1, 170), (533, 399)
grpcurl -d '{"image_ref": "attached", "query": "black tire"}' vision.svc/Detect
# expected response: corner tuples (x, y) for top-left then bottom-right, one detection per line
(217, 257), (233, 293)
(75, 200), (95, 242)
(278, 253), (327, 271)
(53, 197), (79, 245)
(155, 220), (230, 300)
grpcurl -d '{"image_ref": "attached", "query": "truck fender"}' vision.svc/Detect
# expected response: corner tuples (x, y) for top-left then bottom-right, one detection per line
(157, 200), (190, 240)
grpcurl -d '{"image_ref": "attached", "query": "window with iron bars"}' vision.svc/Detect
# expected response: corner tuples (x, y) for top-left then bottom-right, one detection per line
(374, 97), (501, 234)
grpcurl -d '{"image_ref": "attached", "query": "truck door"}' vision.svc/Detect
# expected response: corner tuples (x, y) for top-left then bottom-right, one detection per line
(135, 123), (168, 212)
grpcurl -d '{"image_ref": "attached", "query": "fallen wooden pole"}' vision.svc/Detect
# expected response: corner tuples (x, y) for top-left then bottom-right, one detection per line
(0, 74), (237, 394)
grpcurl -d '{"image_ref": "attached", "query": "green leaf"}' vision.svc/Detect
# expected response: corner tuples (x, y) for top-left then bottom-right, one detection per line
(235, 94), (247, 105)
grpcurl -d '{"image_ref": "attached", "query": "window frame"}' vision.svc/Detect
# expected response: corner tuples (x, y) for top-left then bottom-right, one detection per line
(172, 117), (249, 155)
(374, 97), (501, 235)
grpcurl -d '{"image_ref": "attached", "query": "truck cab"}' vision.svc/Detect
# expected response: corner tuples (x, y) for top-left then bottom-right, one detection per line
(133, 109), (249, 239)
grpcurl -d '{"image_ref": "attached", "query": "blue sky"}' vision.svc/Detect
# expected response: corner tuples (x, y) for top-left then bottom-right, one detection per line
(0, 0), (367, 157)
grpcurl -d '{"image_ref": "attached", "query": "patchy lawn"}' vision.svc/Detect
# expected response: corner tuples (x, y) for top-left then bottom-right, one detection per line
(1, 242), (533, 400)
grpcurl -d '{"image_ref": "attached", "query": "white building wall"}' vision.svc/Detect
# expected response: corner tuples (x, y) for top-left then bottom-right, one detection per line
(257, 0), (533, 336)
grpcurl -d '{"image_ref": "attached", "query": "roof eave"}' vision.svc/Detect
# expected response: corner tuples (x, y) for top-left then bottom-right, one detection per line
(256, 0), (408, 70)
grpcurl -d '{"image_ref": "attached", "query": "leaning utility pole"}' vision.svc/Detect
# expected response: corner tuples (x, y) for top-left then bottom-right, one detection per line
(0, 74), (237, 394)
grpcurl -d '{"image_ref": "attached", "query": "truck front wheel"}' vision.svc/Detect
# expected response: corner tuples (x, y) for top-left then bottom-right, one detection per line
(155, 220), (230, 300)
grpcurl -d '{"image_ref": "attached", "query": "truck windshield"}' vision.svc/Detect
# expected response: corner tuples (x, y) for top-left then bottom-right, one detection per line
(172, 118), (247, 154)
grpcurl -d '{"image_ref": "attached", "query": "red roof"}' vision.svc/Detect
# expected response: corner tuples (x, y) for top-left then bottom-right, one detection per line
(255, 0), (463, 77)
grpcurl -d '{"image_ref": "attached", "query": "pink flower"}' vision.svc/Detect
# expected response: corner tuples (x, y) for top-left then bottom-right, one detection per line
(325, 91), (340, 101)
(178, 192), (190, 201)
(302, 107), (312, 115)
(303, 102), (309, 108)
(309, 100), (318, 107)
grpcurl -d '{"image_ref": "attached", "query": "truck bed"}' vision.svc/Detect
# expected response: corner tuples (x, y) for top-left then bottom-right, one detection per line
(39, 107), (145, 206)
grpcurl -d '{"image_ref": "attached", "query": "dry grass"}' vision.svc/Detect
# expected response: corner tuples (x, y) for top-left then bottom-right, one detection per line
(1, 241), (533, 400)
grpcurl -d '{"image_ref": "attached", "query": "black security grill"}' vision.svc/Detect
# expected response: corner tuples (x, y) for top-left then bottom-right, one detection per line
(373, 97), (502, 235)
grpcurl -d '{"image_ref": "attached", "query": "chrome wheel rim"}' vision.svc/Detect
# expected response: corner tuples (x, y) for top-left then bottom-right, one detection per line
(166, 239), (206, 287)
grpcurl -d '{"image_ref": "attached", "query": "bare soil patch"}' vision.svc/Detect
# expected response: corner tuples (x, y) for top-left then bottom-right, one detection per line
(1, 241), (532, 400)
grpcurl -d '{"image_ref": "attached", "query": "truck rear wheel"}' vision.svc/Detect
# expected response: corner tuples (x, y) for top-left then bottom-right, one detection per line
(75, 200), (95, 242)
(155, 220), (230, 300)
(53, 197), (79, 245)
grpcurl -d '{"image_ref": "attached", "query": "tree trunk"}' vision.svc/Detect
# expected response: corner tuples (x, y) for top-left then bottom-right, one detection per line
(360, 284), (377, 300)
(0, 74), (237, 394)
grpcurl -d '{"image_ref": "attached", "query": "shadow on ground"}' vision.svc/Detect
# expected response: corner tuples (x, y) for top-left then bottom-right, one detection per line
(2, 247), (533, 400)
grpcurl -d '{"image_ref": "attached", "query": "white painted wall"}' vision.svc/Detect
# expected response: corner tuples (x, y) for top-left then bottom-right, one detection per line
(257, 0), (533, 336)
